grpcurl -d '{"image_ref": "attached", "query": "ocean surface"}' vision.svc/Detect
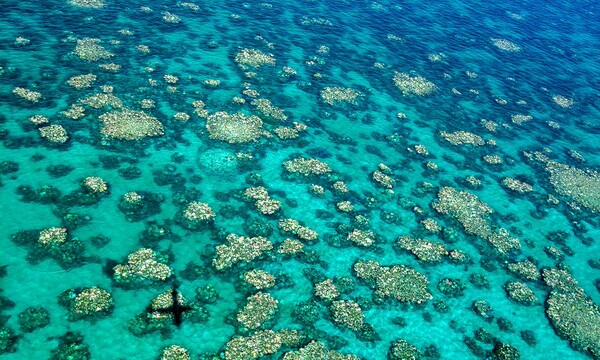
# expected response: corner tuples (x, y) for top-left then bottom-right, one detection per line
(0, 0), (599, 359)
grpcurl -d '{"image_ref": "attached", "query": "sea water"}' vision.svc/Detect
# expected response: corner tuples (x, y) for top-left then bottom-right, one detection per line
(0, 0), (599, 359)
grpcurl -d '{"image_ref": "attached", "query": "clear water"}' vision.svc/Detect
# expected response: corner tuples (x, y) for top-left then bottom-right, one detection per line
(0, 0), (599, 359)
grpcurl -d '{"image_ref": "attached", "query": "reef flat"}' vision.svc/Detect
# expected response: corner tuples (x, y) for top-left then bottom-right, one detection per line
(0, 0), (599, 359)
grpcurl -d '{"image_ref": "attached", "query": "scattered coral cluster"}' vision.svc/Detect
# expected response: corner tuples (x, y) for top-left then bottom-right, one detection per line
(213, 234), (273, 271)
(393, 72), (437, 96)
(75, 38), (114, 61)
(113, 248), (172, 285)
(396, 236), (448, 262)
(99, 110), (164, 140)
(320, 87), (362, 105)
(354, 260), (432, 304)
(235, 49), (276, 69)
(433, 187), (521, 254)
(243, 187), (281, 215)
(282, 157), (332, 176)
(206, 112), (264, 144)
(237, 292), (278, 330)
(278, 218), (318, 242)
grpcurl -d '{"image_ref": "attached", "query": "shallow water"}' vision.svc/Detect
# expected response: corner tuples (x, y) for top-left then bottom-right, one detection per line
(0, 0), (599, 359)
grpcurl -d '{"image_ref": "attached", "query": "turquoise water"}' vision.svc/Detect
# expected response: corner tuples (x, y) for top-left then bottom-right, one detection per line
(1, 0), (599, 359)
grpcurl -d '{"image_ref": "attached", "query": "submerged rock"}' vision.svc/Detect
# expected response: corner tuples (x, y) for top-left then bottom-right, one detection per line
(18, 306), (50, 332)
